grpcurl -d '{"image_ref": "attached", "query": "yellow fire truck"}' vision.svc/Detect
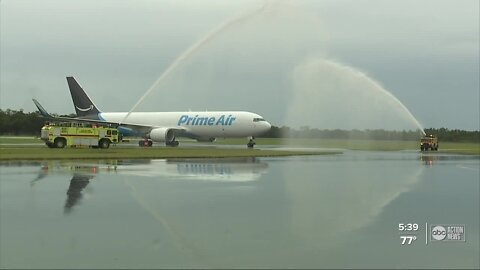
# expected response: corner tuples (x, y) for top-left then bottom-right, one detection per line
(420, 134), (439, 151)
(41, 122), (119, 149)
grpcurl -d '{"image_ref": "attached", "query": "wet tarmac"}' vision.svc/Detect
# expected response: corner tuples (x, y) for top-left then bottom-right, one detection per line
(0, 151), (478, 268)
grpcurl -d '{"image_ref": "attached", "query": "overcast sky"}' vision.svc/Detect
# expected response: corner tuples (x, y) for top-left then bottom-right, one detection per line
(1, 0), (478, 130)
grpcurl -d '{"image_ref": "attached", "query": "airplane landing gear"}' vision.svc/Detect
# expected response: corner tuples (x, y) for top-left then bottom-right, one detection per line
(139, 139), (153, 147)
(166, 139), (179, 147)
(138, 138), (179, 147)
(247, 137), (256, 148)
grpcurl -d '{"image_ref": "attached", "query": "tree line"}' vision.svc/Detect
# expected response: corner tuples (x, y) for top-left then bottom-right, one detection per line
(0, 109), (74, 136)
(259, 125), (479, 142)
(0, 108), (478, 142)
(0, 109), (45, 135)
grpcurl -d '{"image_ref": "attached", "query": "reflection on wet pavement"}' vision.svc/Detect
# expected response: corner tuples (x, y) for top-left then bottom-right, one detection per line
(64, 174), (94, 214)
(0, 152), (478, 269)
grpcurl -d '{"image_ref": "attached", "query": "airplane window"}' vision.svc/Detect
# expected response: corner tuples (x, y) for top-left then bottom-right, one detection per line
(253, 118), (265, 122)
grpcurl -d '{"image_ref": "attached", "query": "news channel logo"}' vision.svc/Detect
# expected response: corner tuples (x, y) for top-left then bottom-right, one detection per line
(430, 224), (466, 242)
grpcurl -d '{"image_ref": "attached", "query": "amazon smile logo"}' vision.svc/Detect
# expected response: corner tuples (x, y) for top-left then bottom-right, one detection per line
(76, 105), (94, 112)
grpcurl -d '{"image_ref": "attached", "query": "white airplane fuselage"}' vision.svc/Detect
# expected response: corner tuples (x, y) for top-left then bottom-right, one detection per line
(33, 77), (272, 146)
(99, 111), (271, 138)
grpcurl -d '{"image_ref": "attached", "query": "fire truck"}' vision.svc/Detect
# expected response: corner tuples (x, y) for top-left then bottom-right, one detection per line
(420, 134), (439, 151)
(40, 122), (119, 149)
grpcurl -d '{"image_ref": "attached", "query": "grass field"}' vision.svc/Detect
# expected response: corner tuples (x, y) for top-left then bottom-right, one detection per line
(215, 138), (479, 155)
(0, 136), (478, 160)
(0, 147), (339, 160)
(0, 136), (43, 144)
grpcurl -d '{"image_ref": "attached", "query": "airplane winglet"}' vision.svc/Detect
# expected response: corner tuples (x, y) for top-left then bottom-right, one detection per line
(32, 99), (53, 118)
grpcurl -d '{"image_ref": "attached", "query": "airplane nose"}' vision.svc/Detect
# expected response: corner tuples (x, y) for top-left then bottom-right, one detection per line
(265, 121), (272, 131)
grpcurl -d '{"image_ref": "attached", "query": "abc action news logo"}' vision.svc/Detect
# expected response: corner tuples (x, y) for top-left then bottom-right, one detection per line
(430, 224), (466, 242)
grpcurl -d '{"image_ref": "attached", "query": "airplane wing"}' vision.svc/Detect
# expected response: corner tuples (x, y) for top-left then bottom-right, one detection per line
(32, 99), (185, 136)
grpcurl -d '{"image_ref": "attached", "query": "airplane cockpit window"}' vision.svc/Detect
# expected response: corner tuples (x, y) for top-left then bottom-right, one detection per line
(253, 118), (266, 122)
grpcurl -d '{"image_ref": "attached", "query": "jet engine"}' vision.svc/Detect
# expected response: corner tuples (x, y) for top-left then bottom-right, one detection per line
(148, 128), (175, 143)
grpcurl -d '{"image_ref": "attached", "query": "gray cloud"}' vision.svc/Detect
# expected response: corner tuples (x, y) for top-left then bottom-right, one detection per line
(1, 0), (478, 130)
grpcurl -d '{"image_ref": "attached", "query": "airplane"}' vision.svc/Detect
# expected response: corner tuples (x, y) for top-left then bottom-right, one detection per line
(33, 76), (271, 148)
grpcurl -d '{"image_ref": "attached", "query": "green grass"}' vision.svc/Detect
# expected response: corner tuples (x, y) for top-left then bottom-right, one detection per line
(436, 142), (480, 155)
(0, 136), (42, 144)
(0, 146), (339, 160)
(1, 136), (478, 159)
(216, 138), (480, 155)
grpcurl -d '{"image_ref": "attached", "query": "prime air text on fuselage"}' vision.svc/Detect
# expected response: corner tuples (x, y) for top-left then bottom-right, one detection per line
(177, 114), (236, 126)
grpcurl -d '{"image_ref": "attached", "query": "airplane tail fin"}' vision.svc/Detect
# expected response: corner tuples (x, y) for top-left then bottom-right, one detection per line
(66, 76), (101, 117)
(32, 99), (53, 118)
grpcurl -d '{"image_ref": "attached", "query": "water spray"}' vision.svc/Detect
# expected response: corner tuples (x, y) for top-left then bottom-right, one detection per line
(120, 3), (268, 125)
(286, 59), (426, 135)
(325, 60), (426, 135)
